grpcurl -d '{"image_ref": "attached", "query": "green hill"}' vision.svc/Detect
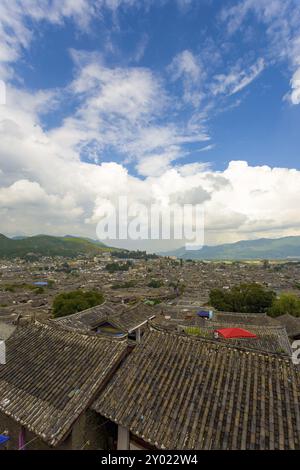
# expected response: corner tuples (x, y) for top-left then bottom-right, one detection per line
(160, 236), (300, 260)
(0, 234), (112, 258)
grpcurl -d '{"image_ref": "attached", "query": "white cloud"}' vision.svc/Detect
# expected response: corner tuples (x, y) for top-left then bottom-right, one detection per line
(220, 0), (287, 35)
(0, 0), (149, 78)
(1, 87), (300, 249)
(211, 58), (265, 96)
(176, 0), (193, 8)
(220, 0), (300, 104)
(0, 1), (92, 73)
(198, 144), (215, 152)
(170, 50), (201, 83)
(0, 179), (82, 217)
(286, 36), (300, 104)
(0, 0), (299, 249)
(136, 149), (181, 177)
(48, 50), (210, 176)
(168, 50), (203, 106)
(132, 33), (149, 63)
(289, 68), (300, 104)
(70, 55), (163, 121)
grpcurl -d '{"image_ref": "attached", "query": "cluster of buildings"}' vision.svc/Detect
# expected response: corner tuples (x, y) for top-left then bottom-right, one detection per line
(0, 296), (300, 450)
(0, 255), (300, 450)
(1, 256), (300, 324)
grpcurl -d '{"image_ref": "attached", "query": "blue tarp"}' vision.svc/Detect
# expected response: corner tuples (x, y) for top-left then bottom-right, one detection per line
(0, 435), (10, 445)
(33, 281), (48, 287)
(197, 310), (213, 319)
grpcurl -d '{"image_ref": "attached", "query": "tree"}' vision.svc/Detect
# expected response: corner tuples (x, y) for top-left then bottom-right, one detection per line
(52, 290), (104, 318)
(268, 293), (300, 318)
(209, 283), (276, 313)
(105, 261), (133, 272)
(112, 280), (136, 289)
(47, 279), (55, 289)
(262, 260), (270, 270)
(148, 279), (163, 288)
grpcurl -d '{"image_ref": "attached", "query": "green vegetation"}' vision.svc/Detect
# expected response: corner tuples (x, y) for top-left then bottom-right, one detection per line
(144, 298), (162, 306)
(111, 280), (137, 289)
(0, 234), (111, 259)
(148, 279), (163, 288)
(268, 293), (300, 318)
(34, 287), (45, 295)
(105, 261), (133, 272)
(209, 283), (300, 318)
(111, 250), (158, 260)
(52, 290), (104, 318)
(184, 326), (202, 336)
(209, 283), (276, 313)
(1, 282), (43, 293)
(184, 327), (210, 338)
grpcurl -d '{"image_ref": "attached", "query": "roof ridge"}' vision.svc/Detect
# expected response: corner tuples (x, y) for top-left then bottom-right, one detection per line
(53, 300), (114, 321)
(149, 323), (293, 362)
(34, 318), (126, 342)
(202, 321), (287, 330)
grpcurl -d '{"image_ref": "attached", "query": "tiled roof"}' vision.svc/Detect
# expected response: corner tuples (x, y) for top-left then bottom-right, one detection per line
(214, 311), (278, 325)
(151, 313), (292, 355)
(275, 314), (300, 338)
(109, 303), (156, 333)
(179, 321), (292, 355)
(0, 321), (16, 341)
(93, 329), (300, 450)
(0, 321), (128, 446)
(53, 302), (155, 334)
(54, 301), (117, 331)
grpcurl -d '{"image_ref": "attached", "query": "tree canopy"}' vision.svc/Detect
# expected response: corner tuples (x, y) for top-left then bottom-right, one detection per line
(52, 290), (104, 318)
(209, 283), (276, 313)
(148, 279), (163, 288)
(105, 261), (133, 272)
(268, 293), (300, 318)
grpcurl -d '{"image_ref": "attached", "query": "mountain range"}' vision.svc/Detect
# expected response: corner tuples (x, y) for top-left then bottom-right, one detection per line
(0, 234), (111, 258)
(160, 236), (300, 260)
(2, 233), (300, 260)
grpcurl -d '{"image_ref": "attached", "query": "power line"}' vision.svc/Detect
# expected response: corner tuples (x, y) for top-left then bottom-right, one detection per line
(20, 434), (40, 450)
(79, 419), (110, 450)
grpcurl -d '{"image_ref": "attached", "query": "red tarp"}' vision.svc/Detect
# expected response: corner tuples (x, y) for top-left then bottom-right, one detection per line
(216, 328), (257, 339)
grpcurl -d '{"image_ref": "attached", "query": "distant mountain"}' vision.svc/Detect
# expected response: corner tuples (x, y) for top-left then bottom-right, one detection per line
(160, 236), (300, 260)
(0, 234), (113, 258)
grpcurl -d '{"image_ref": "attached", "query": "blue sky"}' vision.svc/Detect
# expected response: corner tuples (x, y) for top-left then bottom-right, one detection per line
(11, 0), (300, 171)
(0, 0), (300, 248)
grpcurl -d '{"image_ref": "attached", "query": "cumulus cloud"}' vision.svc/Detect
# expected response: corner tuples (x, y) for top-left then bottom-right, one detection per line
(1, 87), (300, 248)
(1, 69), (300, 249)
(0, 0), (299, 250)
